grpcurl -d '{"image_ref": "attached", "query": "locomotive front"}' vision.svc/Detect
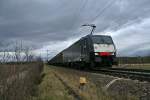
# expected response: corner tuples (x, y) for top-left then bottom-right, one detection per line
(91, 35), (117, 66)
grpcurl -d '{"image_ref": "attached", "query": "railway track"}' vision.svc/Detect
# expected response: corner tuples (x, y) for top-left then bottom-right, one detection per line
(91, 68), (150, 82)
(52, 65), (150, 82)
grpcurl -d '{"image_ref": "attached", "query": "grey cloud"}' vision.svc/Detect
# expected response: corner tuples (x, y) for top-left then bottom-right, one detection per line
(0, 0), (150, 56)
(110, 17), (150, 56)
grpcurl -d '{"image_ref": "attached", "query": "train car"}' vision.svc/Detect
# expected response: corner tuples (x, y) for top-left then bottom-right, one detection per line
(49, 34), (117, 68)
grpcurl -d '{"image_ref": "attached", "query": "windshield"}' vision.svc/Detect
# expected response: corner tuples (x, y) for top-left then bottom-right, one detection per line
(92, 36), (113, 44)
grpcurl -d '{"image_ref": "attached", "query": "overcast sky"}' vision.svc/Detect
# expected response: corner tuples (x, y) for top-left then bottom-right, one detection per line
(0, 0), (150, 58)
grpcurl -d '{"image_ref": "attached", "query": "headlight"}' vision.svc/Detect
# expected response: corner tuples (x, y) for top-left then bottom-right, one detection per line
(111, 52), (114, 55)
(94, 52), (98, 55)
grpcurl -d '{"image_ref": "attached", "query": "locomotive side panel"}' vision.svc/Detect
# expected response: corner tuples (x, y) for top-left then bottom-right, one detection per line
(63, 40), (82, 63)
(48, 52), (63, 65)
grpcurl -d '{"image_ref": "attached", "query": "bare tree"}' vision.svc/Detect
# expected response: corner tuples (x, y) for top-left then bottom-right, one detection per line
(14, 41), (22, 62)
(0, 41), (40, 63)
(23, 46), (34, 62)
(0, 49), (12, 63)
(13, 41), (34, 62)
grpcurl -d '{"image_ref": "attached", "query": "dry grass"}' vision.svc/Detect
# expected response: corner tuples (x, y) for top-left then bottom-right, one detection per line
(0, 62), (44, 100)
(44, 65), (138, 100)
(117, 57), (150, 64)
(33, 65), (74, 100)
(116, 64), (150, 70)
(116, 57), (150, 70)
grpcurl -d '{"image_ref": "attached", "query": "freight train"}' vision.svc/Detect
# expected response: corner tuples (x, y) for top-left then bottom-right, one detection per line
(48, 34), (117, 69)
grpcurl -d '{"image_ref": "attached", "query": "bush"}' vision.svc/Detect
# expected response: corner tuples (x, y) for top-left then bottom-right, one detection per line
(0, 62), (44, 100)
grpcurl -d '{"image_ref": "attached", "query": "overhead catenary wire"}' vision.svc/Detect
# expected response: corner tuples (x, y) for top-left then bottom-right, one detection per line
(78, 0), (89, 16)
(79, 0), (116, 35)
(72, 0), (89, 27)
(90, 0), (115, 23)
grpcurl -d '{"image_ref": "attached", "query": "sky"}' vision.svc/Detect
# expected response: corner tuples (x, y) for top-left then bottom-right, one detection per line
(0, 0), (150, 59)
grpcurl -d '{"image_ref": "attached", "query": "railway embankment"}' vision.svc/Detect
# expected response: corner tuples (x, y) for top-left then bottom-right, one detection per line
(35, 65), (149, 100)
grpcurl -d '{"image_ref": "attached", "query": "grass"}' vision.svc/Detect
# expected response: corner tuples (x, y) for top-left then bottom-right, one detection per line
(0, 62), (44, 100)
(115, 64), (150, 70)
(33, 65), (74, 100)
(1, 60), (147, 100)
(35, 65), (138, 100)
(117, 57), (150, 70)
(1, 63), (139, 100)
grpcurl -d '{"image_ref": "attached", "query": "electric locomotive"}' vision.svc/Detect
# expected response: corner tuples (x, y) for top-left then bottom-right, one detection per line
(49, 34), (117, 68)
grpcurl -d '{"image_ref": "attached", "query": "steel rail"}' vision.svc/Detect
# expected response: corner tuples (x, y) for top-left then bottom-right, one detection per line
(91, 68), (150, 82)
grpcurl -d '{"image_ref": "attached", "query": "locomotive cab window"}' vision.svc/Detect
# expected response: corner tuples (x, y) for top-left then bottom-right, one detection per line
(92, 36), (113, 44)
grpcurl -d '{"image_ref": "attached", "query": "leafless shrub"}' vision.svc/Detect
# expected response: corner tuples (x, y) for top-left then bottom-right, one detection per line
(0, 62), (44, 100)
(0, 41), (44, 100)
(0, 41), (41, 63)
